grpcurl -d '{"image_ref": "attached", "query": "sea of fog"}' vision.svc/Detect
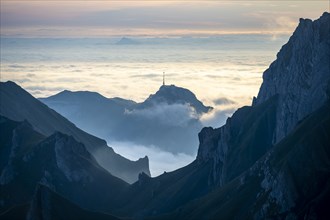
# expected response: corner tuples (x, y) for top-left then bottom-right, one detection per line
(0, 35), (289, 176)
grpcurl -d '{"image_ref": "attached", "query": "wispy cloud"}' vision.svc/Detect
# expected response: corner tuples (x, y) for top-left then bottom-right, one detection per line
(1, 1), (327, 37)
(125, 103), (199, 127)
(200, 106), (236, 128)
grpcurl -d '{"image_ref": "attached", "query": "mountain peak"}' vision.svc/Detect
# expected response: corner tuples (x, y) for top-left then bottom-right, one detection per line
(41, 90), (109, 104)
(142, 84), (212, 114)
(116, 37), (139, 45)
(253, 12), (330, 143)
(196, 12), (330, 187)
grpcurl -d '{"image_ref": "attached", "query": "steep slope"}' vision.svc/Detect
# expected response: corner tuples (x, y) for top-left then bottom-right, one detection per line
(0, 116), (129, 214)
(160, 101), (330, 219)
(39, 90), (135, 138)
(254, 12), (330, 143)
(113, 160), (214, 217)
(0, 184), (120, 220)
(196, 12), (330, 188)
(40, 84), (211, 154)
(0, 81), (150, 183)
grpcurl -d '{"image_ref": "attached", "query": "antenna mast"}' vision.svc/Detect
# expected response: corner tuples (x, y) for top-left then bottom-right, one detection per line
(163, 72), (165, 86)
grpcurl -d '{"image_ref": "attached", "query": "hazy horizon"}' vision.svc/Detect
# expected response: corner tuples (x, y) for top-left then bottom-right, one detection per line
(1, 1), (328, 37)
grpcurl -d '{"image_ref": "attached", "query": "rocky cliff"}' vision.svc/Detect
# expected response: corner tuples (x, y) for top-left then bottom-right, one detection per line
(197, 12), (330, 187)
(254, 12), (330, 143)
(0, 116), (129, 214)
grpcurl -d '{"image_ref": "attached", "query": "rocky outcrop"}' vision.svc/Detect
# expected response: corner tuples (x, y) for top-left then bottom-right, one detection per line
(254, 12), (330, 143)
(196, 12), (330, 188)
(164, 101), (330, 220)
(141, 85), (212, 114)
(0, 116), (129, 214)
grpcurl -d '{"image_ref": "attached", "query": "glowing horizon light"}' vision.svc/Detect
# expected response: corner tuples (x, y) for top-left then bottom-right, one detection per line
(1, 1), (328, 38)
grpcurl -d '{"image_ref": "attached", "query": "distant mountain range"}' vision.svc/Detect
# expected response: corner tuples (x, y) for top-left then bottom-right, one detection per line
(0, 81), (150, 184)
(115, 37), (140, 45)
(0, 12), (329, 220)
(40, 84), (212, 155)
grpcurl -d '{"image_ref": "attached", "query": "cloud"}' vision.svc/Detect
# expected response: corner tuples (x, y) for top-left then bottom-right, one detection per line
(8, 64), (25, 68)
(24, 85), (67, 91)
(200, 107), (235, 128)
(125, 103), (199, 127)
(130, 73), (160, 78)
(108, 141), (195, 177)
(2, 1), (327, 37)
(213, 97), (236, 106)
(14, 78), (31, 83)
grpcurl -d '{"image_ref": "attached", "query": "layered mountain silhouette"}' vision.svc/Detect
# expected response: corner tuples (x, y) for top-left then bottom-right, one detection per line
(0, 81), (150, 183)
(0, 116), (129, 214)
(40, 84), (212, 154)
(1, 12), (329, 220)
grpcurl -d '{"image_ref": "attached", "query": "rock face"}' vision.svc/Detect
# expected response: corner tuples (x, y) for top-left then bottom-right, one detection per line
(146, 13), (330, 219)
(254, 12), (330, 143)
(196, 12), (330, 187)
(0, 81), (150, 183)
(0, 116), (129, 214)
(163, 102), (330, 220)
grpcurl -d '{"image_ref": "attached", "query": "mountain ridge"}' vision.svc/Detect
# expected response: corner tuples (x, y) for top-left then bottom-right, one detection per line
(253, 11), (330, 143)
(0, 81), (150, 183)
(40, 84), (211, 154)
(196, 11), (330, 187)
(0, 116), (130, 214)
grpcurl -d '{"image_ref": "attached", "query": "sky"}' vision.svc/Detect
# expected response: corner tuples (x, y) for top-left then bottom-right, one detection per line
(1, 1), (329, 37)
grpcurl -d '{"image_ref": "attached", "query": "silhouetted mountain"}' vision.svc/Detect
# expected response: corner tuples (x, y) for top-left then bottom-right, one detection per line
(196, 11), (330, 188)
(0, 81), (150, 183)
(253, 11), (330, 143)
(155, 101), (330, 219)
(116, 37), (140, 45)
(39, 90), (132, 138)
(0, 116), (129, 214)
(139, 85), (212, 114)
(0, 184), (120, 220)
(40, 84), (211, 154)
